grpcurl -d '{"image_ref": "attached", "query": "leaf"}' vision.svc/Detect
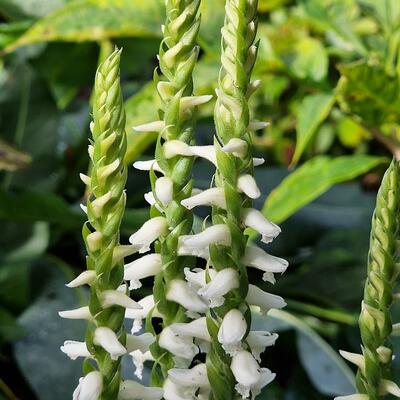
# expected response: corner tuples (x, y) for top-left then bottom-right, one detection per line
(358, 0), (400, 32)
(0, 0), (66, 20)
(4, 0), (165, 53)
(291, 92), (335, 165)
(268, 310), (356, 396)
(0, 307), (24, 345)
(336, 61), (400, 125)
(263, 155), (386, 223)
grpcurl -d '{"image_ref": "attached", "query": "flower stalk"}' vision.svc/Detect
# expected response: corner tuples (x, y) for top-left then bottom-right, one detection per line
(337, 159), (400, 400)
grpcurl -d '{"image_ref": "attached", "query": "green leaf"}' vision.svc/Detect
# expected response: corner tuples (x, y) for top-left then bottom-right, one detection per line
(0, 307), (24, 345)
(336, 61), (400, 125)
(263, 155), (386, 223)
(4, 0), (165, 53)
(291, 92), (335, 165)
(358, 0), (400, 32)
(290, 37), (328, 82)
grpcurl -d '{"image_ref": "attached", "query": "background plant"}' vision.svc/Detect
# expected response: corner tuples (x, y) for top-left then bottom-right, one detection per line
(0, 0), (400, 399)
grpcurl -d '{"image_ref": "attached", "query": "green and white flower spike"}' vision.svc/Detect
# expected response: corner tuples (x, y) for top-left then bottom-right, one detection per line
(338, 159), (400, 400)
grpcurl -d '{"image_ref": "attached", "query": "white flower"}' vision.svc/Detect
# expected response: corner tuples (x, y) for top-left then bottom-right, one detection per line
(249, 121), (269, 131)
(169, 317), (211, 342)
(253, 157), (265, 167)
(125, 295), (157, 333)
(178, 224), (231, 257)
(100, 290), (142, 309)
(246, 285), (286, 314)
(163, 379), (195, 400)
(198, 268), (239, 308)
(339, 350), (365, 373)
(189, 145), (217, 165)
(155, 176), (173, 206)
(133, 120), (165, 132)
(180, 95), (213, 111)
(181, 188), (226, 210)
(159, 327), (198, 361)
(126, 332), (155, 353)
(168, 363), (210, 388)
(237, 175), (261, 199)
(119, 380), (163, 400)
(222, 138), (248, 157)
(130, 350), (154, 380)
(184, 267), (217, 290)
(60, 340), (91, 360)
(242, 208), (281, 244)
(242, 246), (288, 282)
(230, 350), (275, 399)
(93, 327), (126, 360)
(129, 217), (168, 253)
(218, 309), (247, 356)
(58, 306), (92, 320)
(246, 331), (278, 362)
(166, 280), (208, 316)
(163, 140), (192, 159)
(133, 159), (164, 174)
(124, 254), (162, 289)
(334, 396), (368, 400)
(73, 371), (103, 400)
(66, 270), (96, 287)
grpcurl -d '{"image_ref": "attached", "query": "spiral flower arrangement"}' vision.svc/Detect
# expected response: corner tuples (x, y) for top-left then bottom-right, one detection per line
(337, 159), (400, 400)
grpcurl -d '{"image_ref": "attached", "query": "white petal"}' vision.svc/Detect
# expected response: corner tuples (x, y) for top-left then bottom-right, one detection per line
(250, 368), (276, 398)
(247, 331), (278, 362)
(198, 268), (240, 308)
(249, 121), (269, 131)
(246, 284), (286, 314)
(222, 138), (248, 157)
(184, 267), (217, 290)
(129, 217), (168, 253)
(181, 188), (226, 210)
(189, 145), (217, 165)
(242, 208), (281, 243)
(93, 327), (126, 360)
(180, 95), (213, 111)
(237, 175), (261, 199)
(133, 159), (164, 174)
(166, 280), (208, 314)
(163, 140), (192, 159)
(169, 317), (211, 342)
(73, 371), (103, 400)
(124, 254), (162, 289)
(66, 270), (96, 288)
(218, 309), (247, 356)
(242, 246), (288, 274)
(125, 295), (156, 333)
(126, 332), (155, 353)
(59, 306), (92, 320)
(130, 349), (154, 380)
(231, 350), (260, 397)
(163, 379), (195, 400)
(339, 350), (365, 372)
(133, 120), (165, 132)
(253, 157), (265, 167)
(159, 327), (198, 360)
(80, 173), (91, 186)
(381, 380), (400, 397)
(61, 340), (91, 360)
(101, 290), (142, 309)
(119, 380), (163, 400)
(334, 396), (368, 400)
(168, 363), (210, 388)
(155, 177), (173, 206)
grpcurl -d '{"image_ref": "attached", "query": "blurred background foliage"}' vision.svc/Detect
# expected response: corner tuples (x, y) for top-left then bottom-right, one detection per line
(1, 0), (400, 399)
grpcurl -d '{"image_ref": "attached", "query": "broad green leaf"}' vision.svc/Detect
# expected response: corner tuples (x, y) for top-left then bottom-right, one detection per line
(336, 61), (400, 125)
(5, 0), (165, 53)
(290, 37), (328, 82)
(263, 155), (386, 223)
(291, 92), (335, 165)
(0, 0), (66, 19)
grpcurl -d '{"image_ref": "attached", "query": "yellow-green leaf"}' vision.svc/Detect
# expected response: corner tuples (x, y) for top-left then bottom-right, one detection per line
(263, 155), (387, 223)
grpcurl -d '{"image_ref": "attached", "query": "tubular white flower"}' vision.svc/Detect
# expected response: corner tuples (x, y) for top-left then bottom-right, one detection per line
(181, 187), (226, 210)
(231, 350), (275, 399)
(184, 267), (217, 290)
(163, 140), (192, 159)
(189, 145), (217, 165)
(247, 331), (278, 362)
(169, 317), (211, 342)
(93, 327), (126, 360)
(168, 363), (210, 388)
(130, 349), (154, 380)
(198, 268), (240, 308)
(73, 371), (103, 400)
(155, 176), (174, 206)
(246, 284), (286, 314)
(166, 280), (208, 315)
(159, 326), (198, 361)
(178, 224), (231, 257)
(124, 253), (162, 290)
(218, 309), (247, 356)
(133, 120), (165, 132)
(237, 175), (261, 199)
(242, 246), (288, 282)
(180, 95), (213, 111)
(339, 350), (365, 373)
(126, 332), (155, 353)
(125, 295), (157, 333)
(100, 290), (142, 309)
(60, 340), (91, 360)
(129, 216), (168, 253)
(253, 157), (265, 167)
(163, 379), (195, 400)
(242, 208), (281, 244)
(222, 138), (248, 157)
(380, 380), (400, 397)
(133, 159), (164, 174)
(119, 380), (163, 400)
(249, 121), (269, 131)
(80, 173), (91, 186)
(58, 306), (92, 320)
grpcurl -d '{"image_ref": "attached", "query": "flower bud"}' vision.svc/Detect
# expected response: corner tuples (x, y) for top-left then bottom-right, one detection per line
(133, 120), (165, 132)
(58, 306), (92, 320)
(155, 176), (174, 206)
(129, 217), (168, 253)
(222, 138), (248, 157)
(93, 327), (126, 360)
(73, 371), (103, 400)
(242, 209), (281, 244)
(218, 309), (247, 355)
(237, 175), (261, 199)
